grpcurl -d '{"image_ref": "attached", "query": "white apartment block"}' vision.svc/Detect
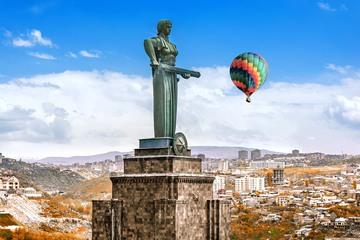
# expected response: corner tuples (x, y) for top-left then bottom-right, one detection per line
(235, 176), (265, 193)
(213, 176), (225, 198)
(218, 160), (229, 172)
(250, 160), (285, 169)
(0, 176), (20, 190)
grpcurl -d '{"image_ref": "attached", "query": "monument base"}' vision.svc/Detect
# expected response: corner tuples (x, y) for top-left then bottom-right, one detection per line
(124, 155), (201, 174)
(92, 173), (231, 240)
(139, 137), (173, 149)
(137, 137), (191, 156)
(92, 144), (231, 240)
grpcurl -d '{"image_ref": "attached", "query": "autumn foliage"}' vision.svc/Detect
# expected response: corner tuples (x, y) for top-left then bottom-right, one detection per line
(231, 204), (296, 240)
(41, 195), (91, 218)
(0, 214), (19, 227)
(329, 205), (360, 218)
(0, 228), (84, 240)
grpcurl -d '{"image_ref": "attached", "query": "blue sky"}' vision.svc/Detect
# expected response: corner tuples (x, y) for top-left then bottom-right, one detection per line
(1, 0), (359, 82)
(1, 0), (360, 158)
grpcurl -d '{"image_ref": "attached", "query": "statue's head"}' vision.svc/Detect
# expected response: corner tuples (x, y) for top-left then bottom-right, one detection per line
(157, 20), (172, 36)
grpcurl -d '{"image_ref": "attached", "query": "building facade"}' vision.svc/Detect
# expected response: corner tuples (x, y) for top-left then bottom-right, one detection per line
(0, 176), (20, 190)
(238, 150), (248, 160)
(251, 149), (261, 160)
(292, 149), (300, 156)
(250, 160), (285, 169)
(235, 176), (265, 193)
(218, 160), (229, 172)
(273, 167), (284, 185)
(213, 176), (225, 198)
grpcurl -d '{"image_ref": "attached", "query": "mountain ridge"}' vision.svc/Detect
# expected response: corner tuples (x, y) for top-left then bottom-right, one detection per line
(36, 146), (281, 165)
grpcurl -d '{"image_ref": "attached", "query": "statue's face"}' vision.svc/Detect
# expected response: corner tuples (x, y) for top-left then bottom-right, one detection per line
(163, 24), (172, 36)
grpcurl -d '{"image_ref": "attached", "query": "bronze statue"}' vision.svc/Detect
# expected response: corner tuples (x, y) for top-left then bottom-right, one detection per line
(144, 20), (200, 140)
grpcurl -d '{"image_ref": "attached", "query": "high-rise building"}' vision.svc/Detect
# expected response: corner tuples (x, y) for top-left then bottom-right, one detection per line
(251, 149), (261, 160)
(115, 155), (123, 162)
(238, 150), (248, 160)
(213, 176), (225, 198)
(197, 154), (205, 161)
(235, 176), (265, 193)
(218, 159), (229, 172)
(114, 155), (124, 172)
(292, 149), (300, 156)
(272, 167), (284, 185)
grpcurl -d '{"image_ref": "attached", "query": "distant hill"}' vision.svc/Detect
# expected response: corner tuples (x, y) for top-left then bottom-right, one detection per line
(190, 146), (280, 159)
(0, 160), (84, 192)
(36, 146), (281, 165)
(38, 151), (131, 165)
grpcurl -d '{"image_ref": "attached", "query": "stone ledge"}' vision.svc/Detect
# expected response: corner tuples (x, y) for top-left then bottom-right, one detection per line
(134, 147), (191, 156)
(124, 155), (201, 174)
(124, 155), (198, 160)
(135, 147), (174, 156)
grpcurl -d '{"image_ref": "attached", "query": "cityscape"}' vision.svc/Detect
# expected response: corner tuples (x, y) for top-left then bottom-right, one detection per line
(1, 148), (360, 239)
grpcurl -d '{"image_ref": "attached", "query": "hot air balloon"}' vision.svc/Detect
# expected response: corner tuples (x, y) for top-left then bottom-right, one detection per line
(230, 52), (268, 102)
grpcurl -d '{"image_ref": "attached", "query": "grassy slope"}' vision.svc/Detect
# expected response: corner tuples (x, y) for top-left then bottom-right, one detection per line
(67, 175), (112, 201)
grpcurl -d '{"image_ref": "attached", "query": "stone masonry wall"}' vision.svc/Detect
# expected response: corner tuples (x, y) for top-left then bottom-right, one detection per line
(124, 156), (202, 174)
(110, 175), (214, 239)
(207, 199), (231, 240)
(92, 200), (111, 240)
(92, 199), (122, 240)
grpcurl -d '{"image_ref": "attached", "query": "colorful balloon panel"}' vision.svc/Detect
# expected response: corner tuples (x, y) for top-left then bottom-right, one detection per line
(230, 52), (268, 99)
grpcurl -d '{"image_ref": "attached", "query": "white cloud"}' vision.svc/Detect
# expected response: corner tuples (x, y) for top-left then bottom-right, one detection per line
(0, 67), (360, 159)
(66, 52), (77, 58)
(79, 50), (101, 58)
(318, 2), (336, 12)
(30, 29), (53, 47)
(326, 63), (352, 74)
(0, 71), (151, 158)
(0, 104), (71, 143)
(13, 38), (34, 47)
(328, 96), (360, 126)
(11, 29), (55, 48)
(28, 52), (56, 60)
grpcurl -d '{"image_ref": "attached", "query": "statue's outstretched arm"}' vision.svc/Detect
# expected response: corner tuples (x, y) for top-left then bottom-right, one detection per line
(144, 39), (159, 66)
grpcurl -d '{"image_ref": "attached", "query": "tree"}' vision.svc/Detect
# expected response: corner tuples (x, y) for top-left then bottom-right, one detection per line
(352, 181), (357, 190)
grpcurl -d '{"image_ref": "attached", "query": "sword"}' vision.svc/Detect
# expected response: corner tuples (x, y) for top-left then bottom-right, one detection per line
(157, 63), (201, 78)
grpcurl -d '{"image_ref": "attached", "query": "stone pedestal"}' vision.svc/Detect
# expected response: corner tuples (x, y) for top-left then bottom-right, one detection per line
(92, 148), (230, 240)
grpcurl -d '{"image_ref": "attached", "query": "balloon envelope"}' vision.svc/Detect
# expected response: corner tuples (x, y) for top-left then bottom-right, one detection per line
(230, 52), (268, 99)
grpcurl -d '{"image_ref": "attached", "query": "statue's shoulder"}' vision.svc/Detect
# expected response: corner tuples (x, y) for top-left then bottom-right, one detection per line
(151, 36), (162, 45)
(148, 36), (166, 50)
(143, 36), (160, 49)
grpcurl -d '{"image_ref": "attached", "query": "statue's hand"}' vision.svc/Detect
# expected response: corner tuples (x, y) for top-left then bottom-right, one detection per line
(151, 60), (159, 67)
(181, 73), (191, 79)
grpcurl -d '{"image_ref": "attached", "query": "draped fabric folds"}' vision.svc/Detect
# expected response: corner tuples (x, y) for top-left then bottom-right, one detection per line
(153, 67), (177, 138)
